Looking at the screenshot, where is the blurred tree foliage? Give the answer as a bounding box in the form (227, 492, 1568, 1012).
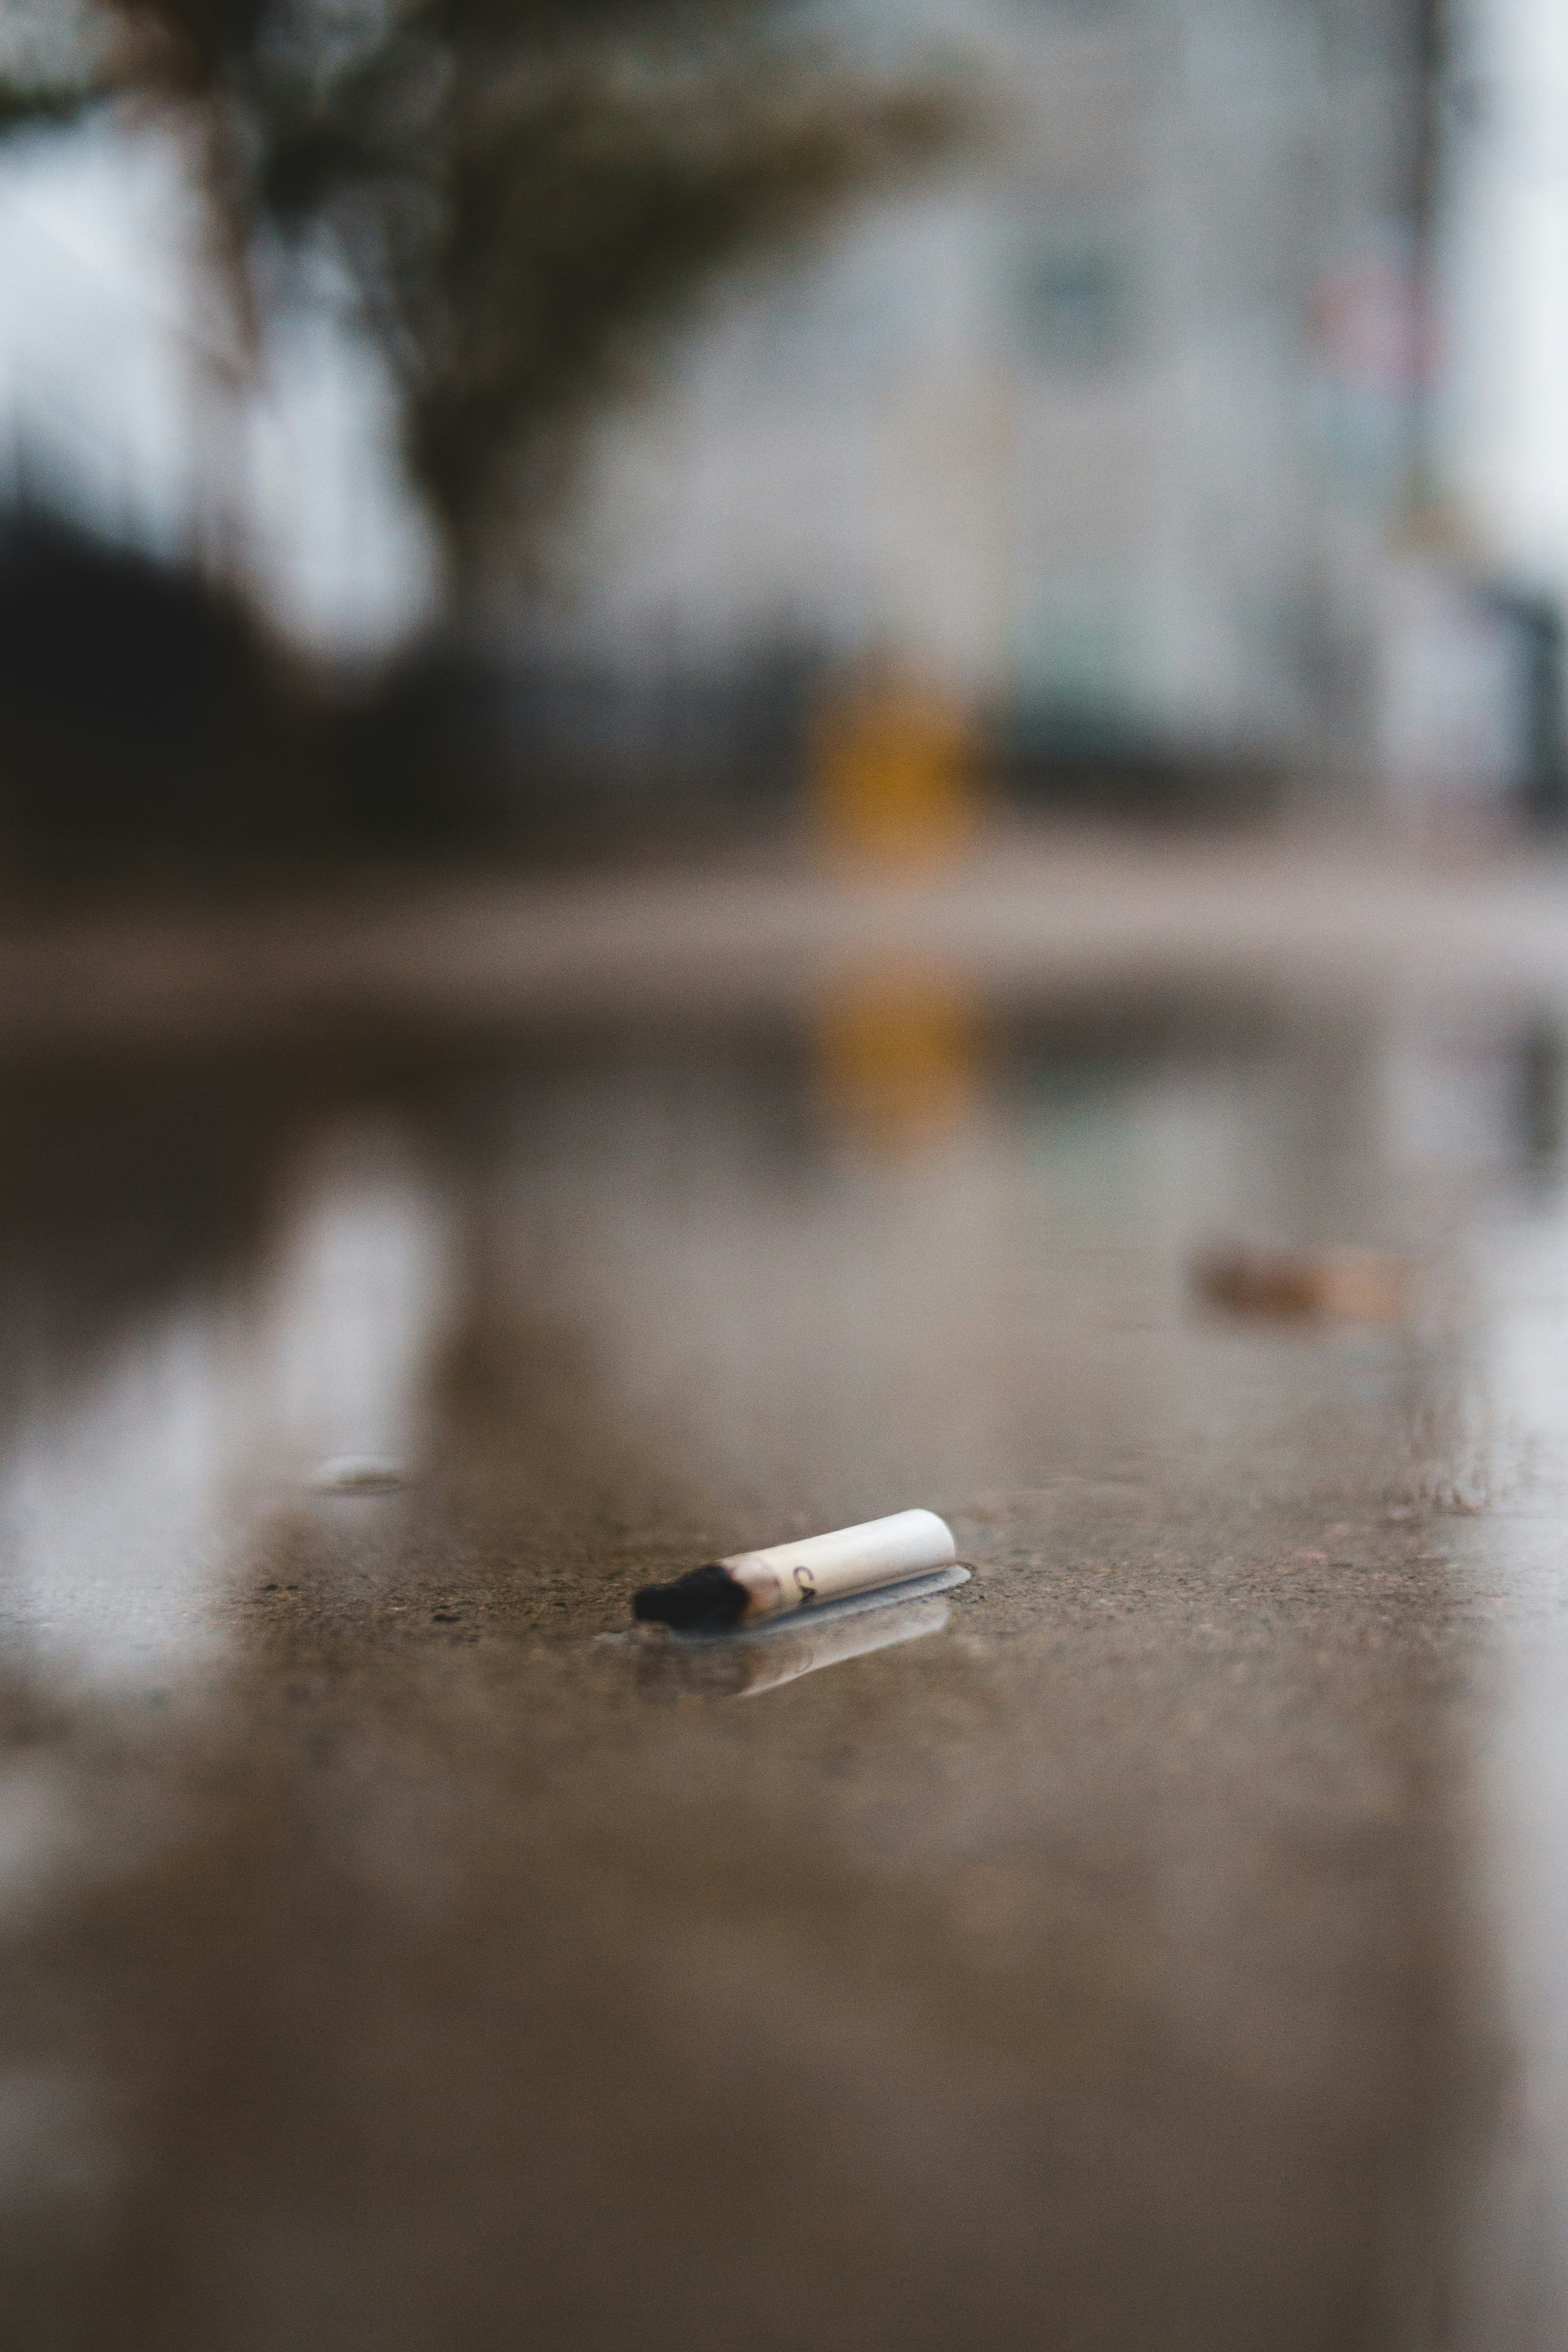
(0, 0, 967, 605)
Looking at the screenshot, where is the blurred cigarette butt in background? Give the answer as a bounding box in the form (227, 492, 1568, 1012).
(1193, 1244, 1415, 1322)
(810, 665, 978, 865)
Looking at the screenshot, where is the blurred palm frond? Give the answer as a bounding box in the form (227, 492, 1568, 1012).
(0, 0, 975, 600)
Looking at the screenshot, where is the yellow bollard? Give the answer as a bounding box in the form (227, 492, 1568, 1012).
(809, 666, 978, 866)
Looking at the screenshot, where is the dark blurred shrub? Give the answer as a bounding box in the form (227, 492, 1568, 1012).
(0, 509, 328, 879)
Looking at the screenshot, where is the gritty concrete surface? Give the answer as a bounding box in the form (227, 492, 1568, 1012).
(1, 872, 1567, 2347)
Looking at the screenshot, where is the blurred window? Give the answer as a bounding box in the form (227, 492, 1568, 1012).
(1019, 239, 1128, 369)
(1023, 0, 1128, 18)
(1016, 592, 1144, 747)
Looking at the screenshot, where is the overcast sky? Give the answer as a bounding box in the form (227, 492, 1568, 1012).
(1438, 0, 1568, 600)
(0, 111, 440, 657)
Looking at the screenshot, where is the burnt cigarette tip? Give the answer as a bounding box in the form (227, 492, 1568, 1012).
(632, 1562, 748, 1631)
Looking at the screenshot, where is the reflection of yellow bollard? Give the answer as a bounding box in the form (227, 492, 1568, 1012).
(810, 670, 978, 865)
(816, 967, 979, 1152)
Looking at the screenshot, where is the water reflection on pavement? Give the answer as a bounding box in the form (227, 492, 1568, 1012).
(1, 979, 1566, 2347)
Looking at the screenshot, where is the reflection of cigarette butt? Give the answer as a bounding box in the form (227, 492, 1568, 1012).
(641, 1595, 952, 1700)
(1193, 1245, 1414, 1322)
(309, 1454, 408, 1493)
(633, 1507, 957, 1631)
(735, 1597, 949, 1696)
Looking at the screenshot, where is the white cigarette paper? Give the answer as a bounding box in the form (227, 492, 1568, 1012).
(720, 1508, 955, 1624)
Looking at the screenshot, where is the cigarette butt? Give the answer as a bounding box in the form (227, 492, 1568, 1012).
(633, 1507, 957, 1631)
(1192, 1245, 1414, 1322)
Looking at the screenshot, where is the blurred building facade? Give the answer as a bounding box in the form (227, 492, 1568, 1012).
(501, 0, 1542, 828)
(0, 0, 1558, 850)
(508, 0, 1472, 818)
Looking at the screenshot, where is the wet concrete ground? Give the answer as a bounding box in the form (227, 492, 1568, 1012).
(5, 863, 1568, 2347)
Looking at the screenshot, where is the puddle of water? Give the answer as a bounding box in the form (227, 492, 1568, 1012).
(0, 988, 1564, 2346)
(0, 1111, 456, 1693)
